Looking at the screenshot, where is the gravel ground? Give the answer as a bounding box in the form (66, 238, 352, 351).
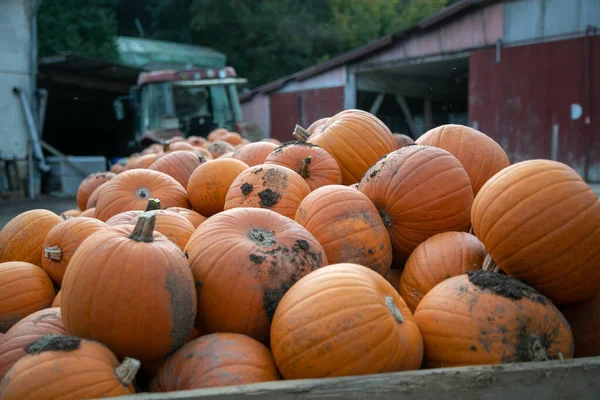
(0, 195, 77, 229)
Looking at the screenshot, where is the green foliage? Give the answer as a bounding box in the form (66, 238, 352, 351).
(38, 0, 119, 60)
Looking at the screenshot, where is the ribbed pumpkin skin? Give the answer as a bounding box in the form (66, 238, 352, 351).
(271, 263, 423, 379)
(0, 308, 66, 378)
(0, 210, 63, 266)
(128, 210, 195, 251)
(471, 160, 600, 304)
(187, 159, 249, 217)
(132, 153, 159, 169)
(149, 150, 204, 189)
(414, 271, 573, 368)
(151, 333, 279, 392)
(105, 210, 144, 226)
(61, 225, 197, 363)
(85, 183, 107, 209)
(95, 169, 189, 221)
(41, 217, 107, 287)
(359, 146, 473, 264)
(224, 164, 311, 219)
(0, 336, 135, 399)
(559, 292, 600, 357)
(295, 185, 392, 276)
(264, 142, 342, 190)
(232, 142, 278, 167)
(0, 262, 55, 332)
(79, 208, 95, 218)
(306, 117, 329, 134)
(399, 232, 486, 313)
(166, 207, 206, 228)
(307, 109, 396, 185)
(184, 208, 327, 344)
(416, 124, 510, 196)
(166, 141, 194, 152)
(76, 172, 116, 211)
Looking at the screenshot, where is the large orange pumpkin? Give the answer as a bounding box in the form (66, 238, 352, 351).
(559, 292, 600, 357)
(359, 145, 473, 264)
(207, 141, 235, 159)
(149, 150, 205, 189)
(0, 210, 63, 266)
(0, 308, 66, 378)
(414, 271, 573, 367)
(271, 263, 423, 379)
(164, 140, 194, 153)
(471, 160, 600, 304)
(0, 262, 55, 332)
(224, 164, 310, 219)
(79, 208, 95, 218)
(416, 124, 510, 196)
(42, 217, 107, 286)
(261, 138, 281, 146)
(0, 335, 139, 399)
(187, 158, 249, 217)
(124, 154, 141, 170)
(399, 231, 487, 312)
(297, 109, 396, 185)
(264, 141, 342, 190)
(61, 213, 197, 363)
(151, 333, 279, 392)
(232, 142, 278, 167)
(306, 117, 329, 134)
(295, 185, 392, 276)
(85, 182, 107, 209)
(185, 208, 327, 344)
(95, 169, 189, 221)
(166, 207, 206, 228)
(221, 132, 243, 146)
(76, 172, 116, 211)
(131, 153, 159, 169)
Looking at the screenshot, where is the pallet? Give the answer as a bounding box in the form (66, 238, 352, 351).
(114, 356, 600, 400)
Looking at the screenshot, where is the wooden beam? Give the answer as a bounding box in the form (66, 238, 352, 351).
(369, 93, 385, 115)
(396, 95, 418, 138)
(117, 357, 600, 400)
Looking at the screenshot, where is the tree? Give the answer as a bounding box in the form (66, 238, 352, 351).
(38, 0, 119, 60)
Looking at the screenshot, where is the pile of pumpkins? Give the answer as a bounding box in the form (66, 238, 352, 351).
(0, 111, 598, 399)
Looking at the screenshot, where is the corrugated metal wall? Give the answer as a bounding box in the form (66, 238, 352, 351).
(269, 87, 344, 142)
(469, 36, 599, 181)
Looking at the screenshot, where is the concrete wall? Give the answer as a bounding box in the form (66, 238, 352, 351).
(0, 0, 34, 160)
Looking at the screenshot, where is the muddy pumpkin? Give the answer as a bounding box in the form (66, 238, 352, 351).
(414, 271, 574, 367)
(271, 263, 423, 379)
(184, 208, 327, 344)
(151, 333, 279, 392)
(399, 232, 487, 313)
(0, 334, 139, 399)
(61, 213, 197, 363)
(232, 142, 278, 167)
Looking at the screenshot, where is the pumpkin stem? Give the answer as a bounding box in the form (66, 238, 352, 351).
(293, 125, 311, 142)
(115, 357, 141, 387)
(163, 140, 171, 152)
(128, 212, 156, 243)
(44, 246, 63, 262)
(297, 156, 312, 178)
(482, 254, 501, 273)
(145, 198, 161, 211)
(385, 296, 404, 323)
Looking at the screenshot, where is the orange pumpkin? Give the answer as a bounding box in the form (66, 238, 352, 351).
(95, 169, 189, 221)
(416, 124, 510, 196)
(219, 151, 234, 158)
(132, 153, 159, 169)
(193, 146, 213, 160)
(85, 182, 107, 209)
(264, 141, 342, 190)
(52, 291, 61, 307)
(110, 163, 125, 174)
(359, 145, 473, 264)
(393, 133, 414, 148)
(207, 128, 228, 142)
(166, 207, 206, 228)
(295, 185, 392, 276)
(127, 210, 195, 251)
(559, 292, 600, 357)
(232, 142, 278, 167)
(187, 136, 207, 147)
(79, 208, 96, 218)
(261, 138, 281, 146)
(0, 308, 66, 378)
(163, 140, 195, 153)
(151, 333, 279, 392)
(76, 172, 116, 211)
(125, 154, 141, 170)
(297, 109, 396, 185)
(221, 132, 243, 146)
(306, 117, 329, 134)
(471, 160, 600, 304)
(149, 150, 205, 189)
(207, 141, 235, 159)
(105, 210, 143, 226)
(225, 164, 310, 219)
(188, 159, 249, 217)
(399, 232, 487, 312)
(42, 217, 107, 287)
(271, 263, 423, 379)
(61, 213, 197, 363)
(0, 262, 55, 332)
(0, 210, 63, 266)
(414, 271, 573, 367)
(185, 208, 327, 344)
(0, 335, 139, 399)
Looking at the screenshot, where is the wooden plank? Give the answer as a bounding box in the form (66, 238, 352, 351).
(115, 357, 600, 400)
(395, 95, 419, 138)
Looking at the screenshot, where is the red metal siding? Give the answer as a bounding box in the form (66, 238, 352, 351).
(269, 87, 344, 142)
(469, 36, 599, 181)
